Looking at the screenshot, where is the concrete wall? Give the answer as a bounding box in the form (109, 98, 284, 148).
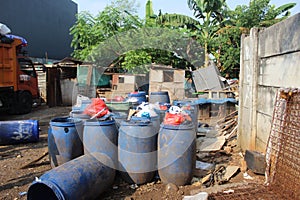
(0, 0, 77, 60)
(238, 13, 300, 152)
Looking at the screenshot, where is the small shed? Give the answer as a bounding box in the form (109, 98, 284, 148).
(149, 65, 185, 102)
(47, 57, 83, 107)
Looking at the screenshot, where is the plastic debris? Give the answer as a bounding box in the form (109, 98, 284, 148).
(223, 189, 234, 194)
(130, 184, 138, 189)
(19, 191, 27, 196)
(243, 172, 254, 180)
(183, 192, 208, 200)
(35, 177, 41, 182)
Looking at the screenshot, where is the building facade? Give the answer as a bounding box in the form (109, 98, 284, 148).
(0, 0, 77, 60)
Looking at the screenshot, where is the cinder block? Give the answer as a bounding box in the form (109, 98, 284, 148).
(244, 150, 266, 175)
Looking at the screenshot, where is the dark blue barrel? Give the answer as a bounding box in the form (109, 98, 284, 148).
(83, 119, 118, 168)
(0, 120, 39, 145)
(128, 91, 147, 104)
(149, 91, 170, 104)
(27, 153, 115, 200)
(48, 117, 83, 168)
(158, 121, 196, 186)
(118, 120, 157, 184)
(173, 100, 199, 131)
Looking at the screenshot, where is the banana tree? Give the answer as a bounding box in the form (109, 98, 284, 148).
(187, 0, 228, 67)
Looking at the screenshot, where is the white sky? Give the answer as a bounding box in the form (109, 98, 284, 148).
(72, 0, 300, 17)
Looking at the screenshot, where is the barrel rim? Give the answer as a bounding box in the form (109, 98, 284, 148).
(160, 121, 194, 130)
(84, 119, 115, 126)
(50, 117, 83, 127)
(28, 180, 65, 200)
(150, 91, 169, 95)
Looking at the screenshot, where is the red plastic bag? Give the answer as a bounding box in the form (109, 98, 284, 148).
(83, 98, 109, 118)
(163, 112, 192, 125)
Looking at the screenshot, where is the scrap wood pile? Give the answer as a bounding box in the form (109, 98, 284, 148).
(216, 110, 238, 140)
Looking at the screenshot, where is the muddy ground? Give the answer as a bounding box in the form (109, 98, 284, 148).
(0, 105, 264, 200)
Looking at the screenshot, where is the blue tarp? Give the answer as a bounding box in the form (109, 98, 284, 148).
(194, 98, 237, 105)
(6, 34, 28, 46)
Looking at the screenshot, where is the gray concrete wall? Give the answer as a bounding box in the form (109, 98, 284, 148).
(0, 0, 77, 60)
(238, 13, 300, 152)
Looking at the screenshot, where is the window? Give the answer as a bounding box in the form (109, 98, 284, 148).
(119, 76, 125, 83)
(163, 71, 174, 82)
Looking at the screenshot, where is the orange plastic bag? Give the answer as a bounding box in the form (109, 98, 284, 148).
(83, 98, 109, 118)
(163, 112, 192, 125)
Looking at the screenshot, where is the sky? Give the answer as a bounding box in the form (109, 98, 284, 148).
(72, 0, 300, 18)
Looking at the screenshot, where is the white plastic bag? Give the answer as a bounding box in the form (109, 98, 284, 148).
(0, 23, 11, 35)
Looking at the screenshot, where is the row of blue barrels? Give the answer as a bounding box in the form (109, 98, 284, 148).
(119, 118, 196, 186)
(27, 93, 196, 199)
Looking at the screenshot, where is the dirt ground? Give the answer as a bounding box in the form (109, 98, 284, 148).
(0, 105, 265, 200)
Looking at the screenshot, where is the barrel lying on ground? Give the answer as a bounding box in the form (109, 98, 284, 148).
(0, 120, 39, 145)
(48, 117, 83, 167)
(27, 153, 115, 200)
(158, 121, 196, 186)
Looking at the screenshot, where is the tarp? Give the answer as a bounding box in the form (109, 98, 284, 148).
(6, 34, 27, 46)
(194, 98, 237, 105)
(77, 66, 110, 87)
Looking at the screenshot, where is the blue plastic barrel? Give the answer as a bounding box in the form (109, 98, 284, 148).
(0, 120, 39, 145)
(149, 91, 170, 104)
(128, 91, 147, 104)
(83, 119, 118, 168)
(48, 117, 84, 167)
(173, 100, 199, 131)
(158, 121, 196, 186)
(118, 120, 157, 184)
(27, 153, 115, 200)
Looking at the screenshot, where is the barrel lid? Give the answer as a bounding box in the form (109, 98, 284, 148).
(150, 91, 169, 95)
(50, 117, 83, 127)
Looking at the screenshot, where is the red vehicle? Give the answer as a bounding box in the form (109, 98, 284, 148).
(0, 38, 39, 114)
